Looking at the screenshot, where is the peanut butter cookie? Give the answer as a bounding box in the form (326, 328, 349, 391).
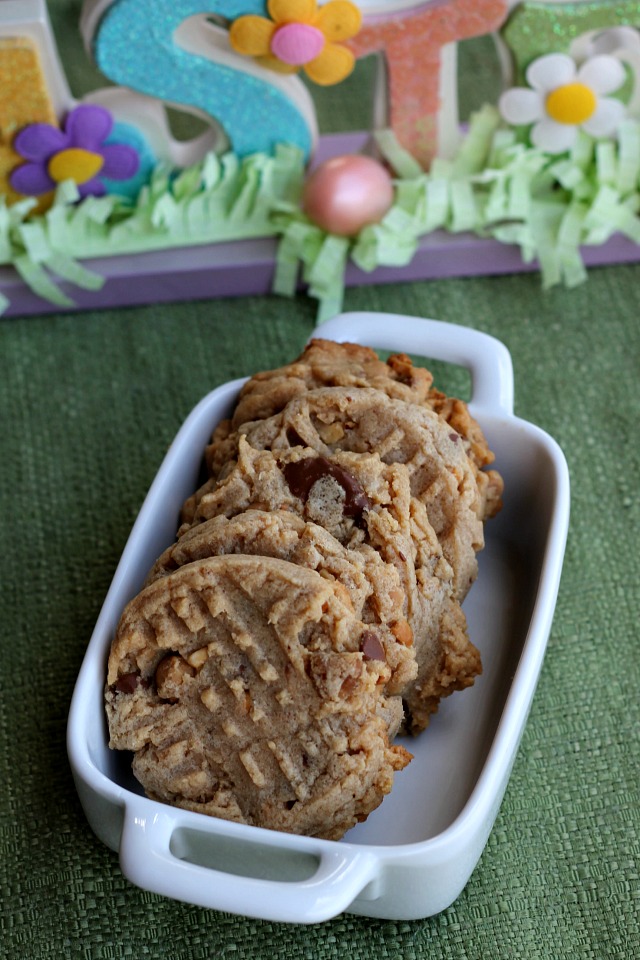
(179, 441, 480, 731)
(203, 387, 484, 600)
(223, 339, 503, 520)
(106, 555, 411, 840)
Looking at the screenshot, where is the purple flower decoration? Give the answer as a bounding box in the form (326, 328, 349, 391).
(10, 104, 140, 199)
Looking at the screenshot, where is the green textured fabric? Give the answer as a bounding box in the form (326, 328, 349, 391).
(1, 3, 639, 958)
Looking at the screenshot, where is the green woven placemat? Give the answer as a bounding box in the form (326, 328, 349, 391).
(1, 266, 639, 959)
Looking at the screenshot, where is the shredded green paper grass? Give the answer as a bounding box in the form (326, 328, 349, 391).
(0, 144, 305, 312)
(274, 107, 640, 319)
(3, 107, 640, 320)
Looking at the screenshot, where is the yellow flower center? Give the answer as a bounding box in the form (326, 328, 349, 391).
(48, 148, 104, 185)
(546, 82, 597, 126)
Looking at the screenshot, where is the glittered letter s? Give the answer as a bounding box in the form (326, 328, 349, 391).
(82, 0, 318, 161)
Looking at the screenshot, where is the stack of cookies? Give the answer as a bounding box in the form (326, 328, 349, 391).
(105, 340, 503, 840)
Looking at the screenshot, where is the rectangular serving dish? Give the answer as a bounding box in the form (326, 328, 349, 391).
(67, 311, 570, 923)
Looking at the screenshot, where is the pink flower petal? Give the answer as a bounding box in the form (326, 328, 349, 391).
(13, 124, 67, 162)
(66, 104, 113, 150)
(100, 143, 140, 181)
(9, 162, 56, 196)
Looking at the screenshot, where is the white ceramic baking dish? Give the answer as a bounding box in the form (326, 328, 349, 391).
(67, 311, 570, 924)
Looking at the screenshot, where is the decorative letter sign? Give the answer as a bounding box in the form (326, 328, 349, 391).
(8, 2, 640, 181)
(3, 0, 640, 319)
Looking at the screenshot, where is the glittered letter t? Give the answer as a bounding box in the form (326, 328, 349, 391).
(350, 0, 508, 168)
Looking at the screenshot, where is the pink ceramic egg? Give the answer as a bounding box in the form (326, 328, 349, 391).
(302, 154, 394, 236)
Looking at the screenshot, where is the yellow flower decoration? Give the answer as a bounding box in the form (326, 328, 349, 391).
(229, 0, 362, 86)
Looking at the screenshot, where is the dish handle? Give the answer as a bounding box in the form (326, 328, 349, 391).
(119, 798, 377, 923)
(313, 312, 514, 416)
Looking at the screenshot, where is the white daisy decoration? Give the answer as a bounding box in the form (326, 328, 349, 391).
(499, 52, 627, 154)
